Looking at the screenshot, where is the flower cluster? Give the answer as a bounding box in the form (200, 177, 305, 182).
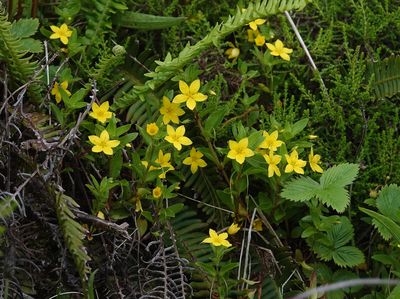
(246, 19, 293, 61)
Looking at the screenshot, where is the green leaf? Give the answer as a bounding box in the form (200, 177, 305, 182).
(219, 262, 239, 276)
(316, 164, 359, 212)
(248, 130, 264, 149)
(113, 12, 185, 30)
(315, 186, 349, 213)
(196, 261, 216, 276)
(290, 118, 309, 137)
(320, 164, 359, 188)
(19, 38, 43, 53)
(11, 18, 39, 38)
(88, 269, 98, 299)
(281, 177, 320, 202)
(327, 217, 354, 248)
(204, 106, 228, 136)
(376, 184, 400, 223)
(109, 150, 123, 178)
(388, 284, 400, 299)
(332, 246, 365, 267)
(360, 207, 400, 243)
(49, 103, 65, 126)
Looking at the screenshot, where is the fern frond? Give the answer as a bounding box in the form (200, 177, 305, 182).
(91, 45, 126, 90)
(55, 192, 91, 292)
(367, 56, 400, 98)
(114, 0, 311, 109)
(183, 168, 224, 221)
(139, 237, 192, 298)
(0, 4, 41, 102)
(82, 0, 127, 48)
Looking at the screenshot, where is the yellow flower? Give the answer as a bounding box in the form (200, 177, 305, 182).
(255, 34, 266, 46)
(308, 134, 318, 140)
(89, 101, 113, 123)
(135, 198, 143, 212)
(142, 150, 174, 179)
(266, 39, 293, 61)
(253, 219, 263, 231)
(309, 148, 323, 173)
(183, 147, 207, 174)
(227, 223, 240, 235)
(285, 150, 306, 174)
(225, 46, 240, 59)
(264, 152, 282, 177)
(88, 130, 120, 155)
(248, 19, 266, 31)
(50, 23, 73, 45)
(247, 29, 259, 42)
(259, 130, 284, 152)
(152, 186, 162, 199)
(96, 211, 105, 220)
(51, 81, 71, 103)
(155, 150, 174, 178)
(146, 123, 159, 136)
(160, 96, 185, 125)
(165, 125, 192, 150)
(202, 229, 232, 247)
(173, 79, 208, 110)
(227, 137, 254, 164)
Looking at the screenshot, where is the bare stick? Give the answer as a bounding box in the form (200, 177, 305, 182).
(284, 11, 329, 98)
(290, 278, 400, 299)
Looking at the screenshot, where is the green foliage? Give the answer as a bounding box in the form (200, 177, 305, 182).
(367, 56, 400, 98)
(82, 0, 127, 48)
(307, 216, 365, 267)
(281, 164, 359, 212)
(55, 192, 91, 291)
(360, 208, 400, 244)
(114, 0, 312, 109)
(112, 11, 186, 30)
(86, 175, 118, 214)
(0, 4, 41, 101)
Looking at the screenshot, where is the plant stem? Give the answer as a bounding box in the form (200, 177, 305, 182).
(194, 111, 230, 185)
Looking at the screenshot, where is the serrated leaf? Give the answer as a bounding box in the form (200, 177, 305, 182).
(320, 164, 359, 188)
(316, 186, 349, 213)
(327, 217, 354, 248)
(281, 176, 320, 202)
(19, 38, 43, 53)
(376, 184, 400, 223)
(360, 207, 400, 243)
(332, 246, 365, 267)
(11, 18, 39, 38)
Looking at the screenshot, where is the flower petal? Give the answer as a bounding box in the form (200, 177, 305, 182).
(100, 101, 109, 111)
(179, 136, 192, 146)
(266, 43, 276, 51)
(88, 135, 100, 144)
(166, 125, 175, 136)
(189, 79, 200, 94)
(102, 147, 113, 155)
(192, 93, 208, 102)
(92, 145, 103, 153)
(100, 130, 110, 141)
(60, 36, 69, 45)
(176, 125, 185, 136)
(107, 140, 120, 148)
(275, 39, 284, 49)
(50, 25, 60, 33)
(280, 53, 290, 61)
(186, 98, 196, 110)
(179, 80, 190, 95)
(173, 94, 189, 104)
